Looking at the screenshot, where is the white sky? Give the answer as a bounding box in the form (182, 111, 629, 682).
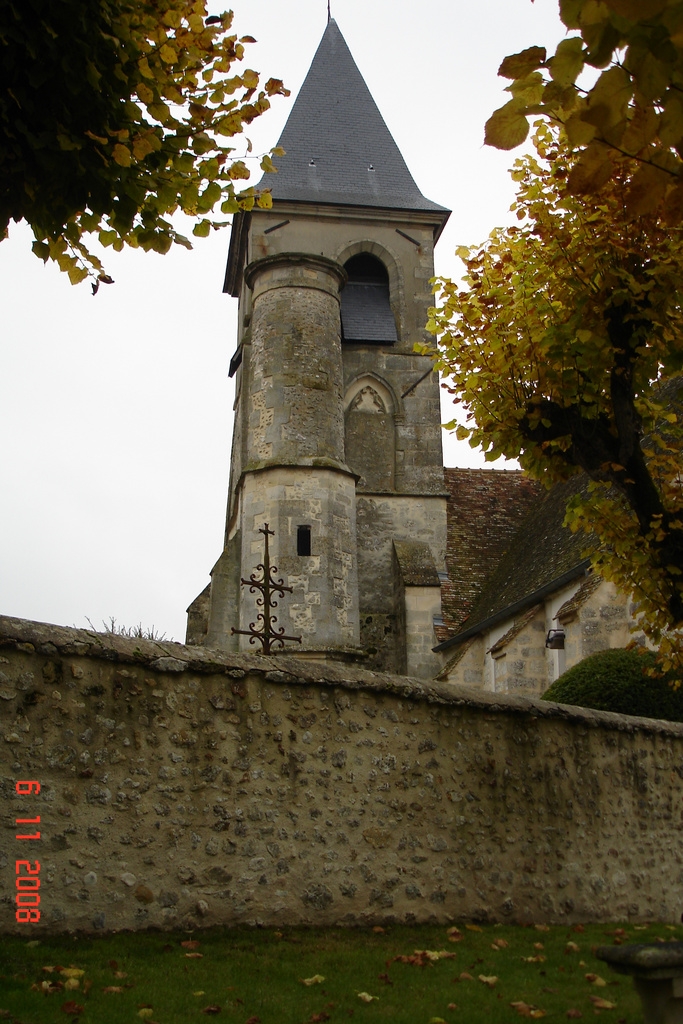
(0, 0, 568, 641)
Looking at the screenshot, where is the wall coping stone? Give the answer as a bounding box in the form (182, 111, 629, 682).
(2, 613, 683, 738)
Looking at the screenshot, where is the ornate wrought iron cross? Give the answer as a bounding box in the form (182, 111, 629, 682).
(231, 524, 303, 654)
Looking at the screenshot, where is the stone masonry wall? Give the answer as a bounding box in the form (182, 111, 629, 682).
(1, 614, 683, 935)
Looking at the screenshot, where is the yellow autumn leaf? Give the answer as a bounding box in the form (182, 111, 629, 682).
(479, 975, 498, 988)
(357, 992, 378, 1002)
(112, 144, 132, 168)
(160, 43, 177, 64)
(484, 100, 530, 150)
(241, 69, 259, 90)
(132, 136, 155, 161)
(466, 923, 482, 932)
(549, 36, 584, 88)
(60, 969, 85, 978)
(589, 996, 617, 1009)
(585, 973, 607, 986)
(301, 975, 325, 986)
(64, 978, 80, 990)
(498, 46, 547, 80)
(138, 1012, 154, 1020)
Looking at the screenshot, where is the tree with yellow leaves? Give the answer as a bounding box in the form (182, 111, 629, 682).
(485, 0, 683, 219)
(0, 0, 288, 289)
(425, 124, 683, 670)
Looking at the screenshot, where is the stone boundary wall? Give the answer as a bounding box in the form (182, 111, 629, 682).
(1, 614, 682, 935)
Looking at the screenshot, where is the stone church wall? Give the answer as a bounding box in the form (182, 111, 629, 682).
(1, 614, 682, 935)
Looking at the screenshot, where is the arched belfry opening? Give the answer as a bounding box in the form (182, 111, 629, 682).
(341, 253, 398, 344)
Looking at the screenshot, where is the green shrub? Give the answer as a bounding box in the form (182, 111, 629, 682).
(542, 647, 683, 721)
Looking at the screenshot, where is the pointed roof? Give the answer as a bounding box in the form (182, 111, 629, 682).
(260, 20, 449, 218)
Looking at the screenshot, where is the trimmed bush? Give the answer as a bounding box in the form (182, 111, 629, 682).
(542, 647, 683, 722)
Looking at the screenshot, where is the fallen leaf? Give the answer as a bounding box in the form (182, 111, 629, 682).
(357, 992, 378, 1002)
(193, 991, 206, 996)
(181, 940, 201, 949)
(447, 927, 463, 942)
(572, 925, 585, 934)
(534, 943, 545, 950)
(447, 1004, 458, 1010)
(184, 953, 203, 959)
(565, 942, 580, 953)
(42, 966, 56, 973)
(201, 1006, 222, 1015)
(566, 1011, 583, 1019)
(245, 1018, 261, 1024)
(511, 1001, 546, 1018)
(60, 1001, 84, 1015)
(466, 924, 482, 932)
(491, 938, 509, 949)
(64, 978, 80, 991)
(459, 972, 473, 981)
(478, 975, 498, 988)
(535, 924, 550, 932)
(60, 969, 85, 979)
(309, 1014, 331, 1023)
(589, 997, 616, 1010)
(585, 974, 607, 987)
(138, 1011, 154, 1020)
(373, 926, 385, 934)
(391, 950, 456, 967)
(41, 980, 64, 994)
(102, 986, 123, 993)
(273, 932, 283, 939)
(429, 1018, 447, 1023)
(522, 955, 546, 963)
(302, 975, 325, 986)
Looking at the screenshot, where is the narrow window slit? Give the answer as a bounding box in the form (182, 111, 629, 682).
(297, 525, 311, 556)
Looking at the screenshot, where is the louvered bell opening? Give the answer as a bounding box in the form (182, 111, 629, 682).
(341, 254, 397, 344)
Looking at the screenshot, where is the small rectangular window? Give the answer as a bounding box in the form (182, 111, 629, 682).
(297, 525, 311, 556)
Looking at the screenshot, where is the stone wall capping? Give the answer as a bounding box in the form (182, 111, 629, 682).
(2, 614, 683, 737)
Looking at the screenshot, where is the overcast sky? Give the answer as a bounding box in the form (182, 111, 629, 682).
(0, 0, 568, 641)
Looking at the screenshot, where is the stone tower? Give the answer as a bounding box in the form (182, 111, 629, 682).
(187, 20, 451, 678)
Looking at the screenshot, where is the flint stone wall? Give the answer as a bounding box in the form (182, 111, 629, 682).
(1, 614, 682, 935)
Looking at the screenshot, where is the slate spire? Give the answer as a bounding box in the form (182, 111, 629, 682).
(263, 20, 447, 214)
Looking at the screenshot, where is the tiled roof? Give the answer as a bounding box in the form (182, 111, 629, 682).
(438, 472, 594, 651)
(439, 468, 542, 638)
(462, 475, 594, 627)
(256, 20, 449, 218)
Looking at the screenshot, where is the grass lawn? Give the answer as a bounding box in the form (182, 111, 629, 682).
(1, 920, 680, 1024)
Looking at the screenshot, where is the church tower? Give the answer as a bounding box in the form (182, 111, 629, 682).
(187, 20, 450, 678)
